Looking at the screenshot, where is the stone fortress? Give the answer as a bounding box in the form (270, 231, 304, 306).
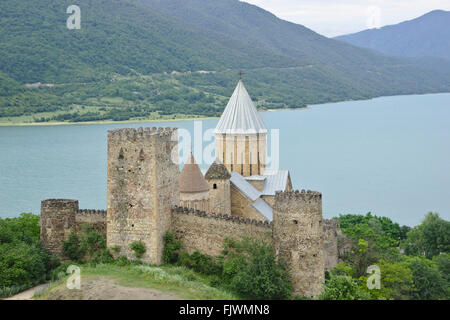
(40, 80, 342, 298)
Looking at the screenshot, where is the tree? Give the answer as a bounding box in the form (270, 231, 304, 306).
(407, 256, 448, 300)
(402, 212, 450, 258)
(358, 259, 414, 300)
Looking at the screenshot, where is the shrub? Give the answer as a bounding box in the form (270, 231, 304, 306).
(163, 232, 182, 263)
(177, 251, 222, 275)
(62, 224, 110, 262)
(318, 275, 369, 300)
(222, 237, 292, 300)
(63, 233, 84, 261)
(130, 241, 146, 259)
(0, 213, 59, 297)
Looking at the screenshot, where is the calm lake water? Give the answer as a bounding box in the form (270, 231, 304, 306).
(1, 93, 449, 226)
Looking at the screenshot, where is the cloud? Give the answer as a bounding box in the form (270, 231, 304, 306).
(242, 0, 450, 37)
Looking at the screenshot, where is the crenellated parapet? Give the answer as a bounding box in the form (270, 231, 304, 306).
(172, 206, 272, 228)
(108, 127, 177, 141)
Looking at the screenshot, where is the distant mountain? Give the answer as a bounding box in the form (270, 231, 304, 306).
(335, 10, 450, 60)
(1, 1, 450, 122)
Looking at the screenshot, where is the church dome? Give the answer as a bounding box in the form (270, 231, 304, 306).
(179, 153, 210, 193)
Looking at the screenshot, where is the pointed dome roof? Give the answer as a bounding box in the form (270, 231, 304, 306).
(214, 80, 267, 134)
(179, 152, 210, 193)
(205, 160, 231, 180)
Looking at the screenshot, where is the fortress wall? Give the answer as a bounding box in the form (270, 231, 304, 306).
(322, 219, 341, 271)
(170, 206, 272, 256)
(74, 209, 107, 237)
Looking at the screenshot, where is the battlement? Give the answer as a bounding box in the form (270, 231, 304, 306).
(76, 209, 107, 215)
(108, 127, 177, 142)
(323, 218, 340, 230)
(275, 189, 322, 201)
(41, 199, 79, 210)
(172, 206, 272, 228)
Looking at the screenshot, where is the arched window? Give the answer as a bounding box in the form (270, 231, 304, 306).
(213, 183, 217, 189)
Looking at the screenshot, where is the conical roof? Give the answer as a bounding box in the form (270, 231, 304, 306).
(214, 80, 267, 134)
(205, 160, 231, 180)
(179, 152, 210, 193)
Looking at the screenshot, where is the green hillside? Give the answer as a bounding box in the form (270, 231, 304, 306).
(1, 0, 450, 124)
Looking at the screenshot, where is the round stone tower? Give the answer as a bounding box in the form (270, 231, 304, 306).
(40, 199, 79, 256)
(205, 160, 231, 215)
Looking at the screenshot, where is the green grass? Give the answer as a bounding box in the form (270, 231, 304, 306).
(35, 263, 238, 300)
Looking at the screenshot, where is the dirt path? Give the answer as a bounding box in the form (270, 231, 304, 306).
(4, 283, 50, 300)
(38, 277, 180, 300)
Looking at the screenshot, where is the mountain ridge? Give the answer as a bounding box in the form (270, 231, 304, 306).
(335, 10, 450, 60)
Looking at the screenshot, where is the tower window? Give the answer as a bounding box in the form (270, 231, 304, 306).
(213, 183, 217, 189)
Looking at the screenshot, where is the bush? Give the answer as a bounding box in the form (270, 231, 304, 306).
(177, 251, 222, 275)
(0, 213, 59, 297)
(62, 224, 111, 262)
(62, 233, 84, 261)
(130, 241, 146, 259)
(163, 232, 182, 263)
(222, 238, 292, 300)
(318, 275, 369, 300)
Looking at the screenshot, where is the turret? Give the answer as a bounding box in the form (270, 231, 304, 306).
(205, 160, 231, 215)
(272, 190, 325, 298)
(40, 199, 78, 256)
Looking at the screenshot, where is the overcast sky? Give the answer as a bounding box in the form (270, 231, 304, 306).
(243, 0, 450, 37)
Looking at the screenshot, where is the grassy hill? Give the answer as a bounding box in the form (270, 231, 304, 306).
(1, 0, 450, 124)
(335, 10, 450, 60)
(34, 264, 237, 300)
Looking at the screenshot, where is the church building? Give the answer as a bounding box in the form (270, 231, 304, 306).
(179, 80, 292, 221)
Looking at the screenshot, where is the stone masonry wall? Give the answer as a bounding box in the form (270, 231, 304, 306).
(272, 190, 325, 298)
(107, 127, 179, 264)
(40, 199, 107, 257)
(322, 219, 342, 271)
(170, 206, 272, 256)
(40, 199, 78, 256)
(74, 209, 107, 237)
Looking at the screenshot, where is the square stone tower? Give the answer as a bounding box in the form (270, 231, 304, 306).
(272, 190, 325, 298)
(106, 127, 179, 264)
